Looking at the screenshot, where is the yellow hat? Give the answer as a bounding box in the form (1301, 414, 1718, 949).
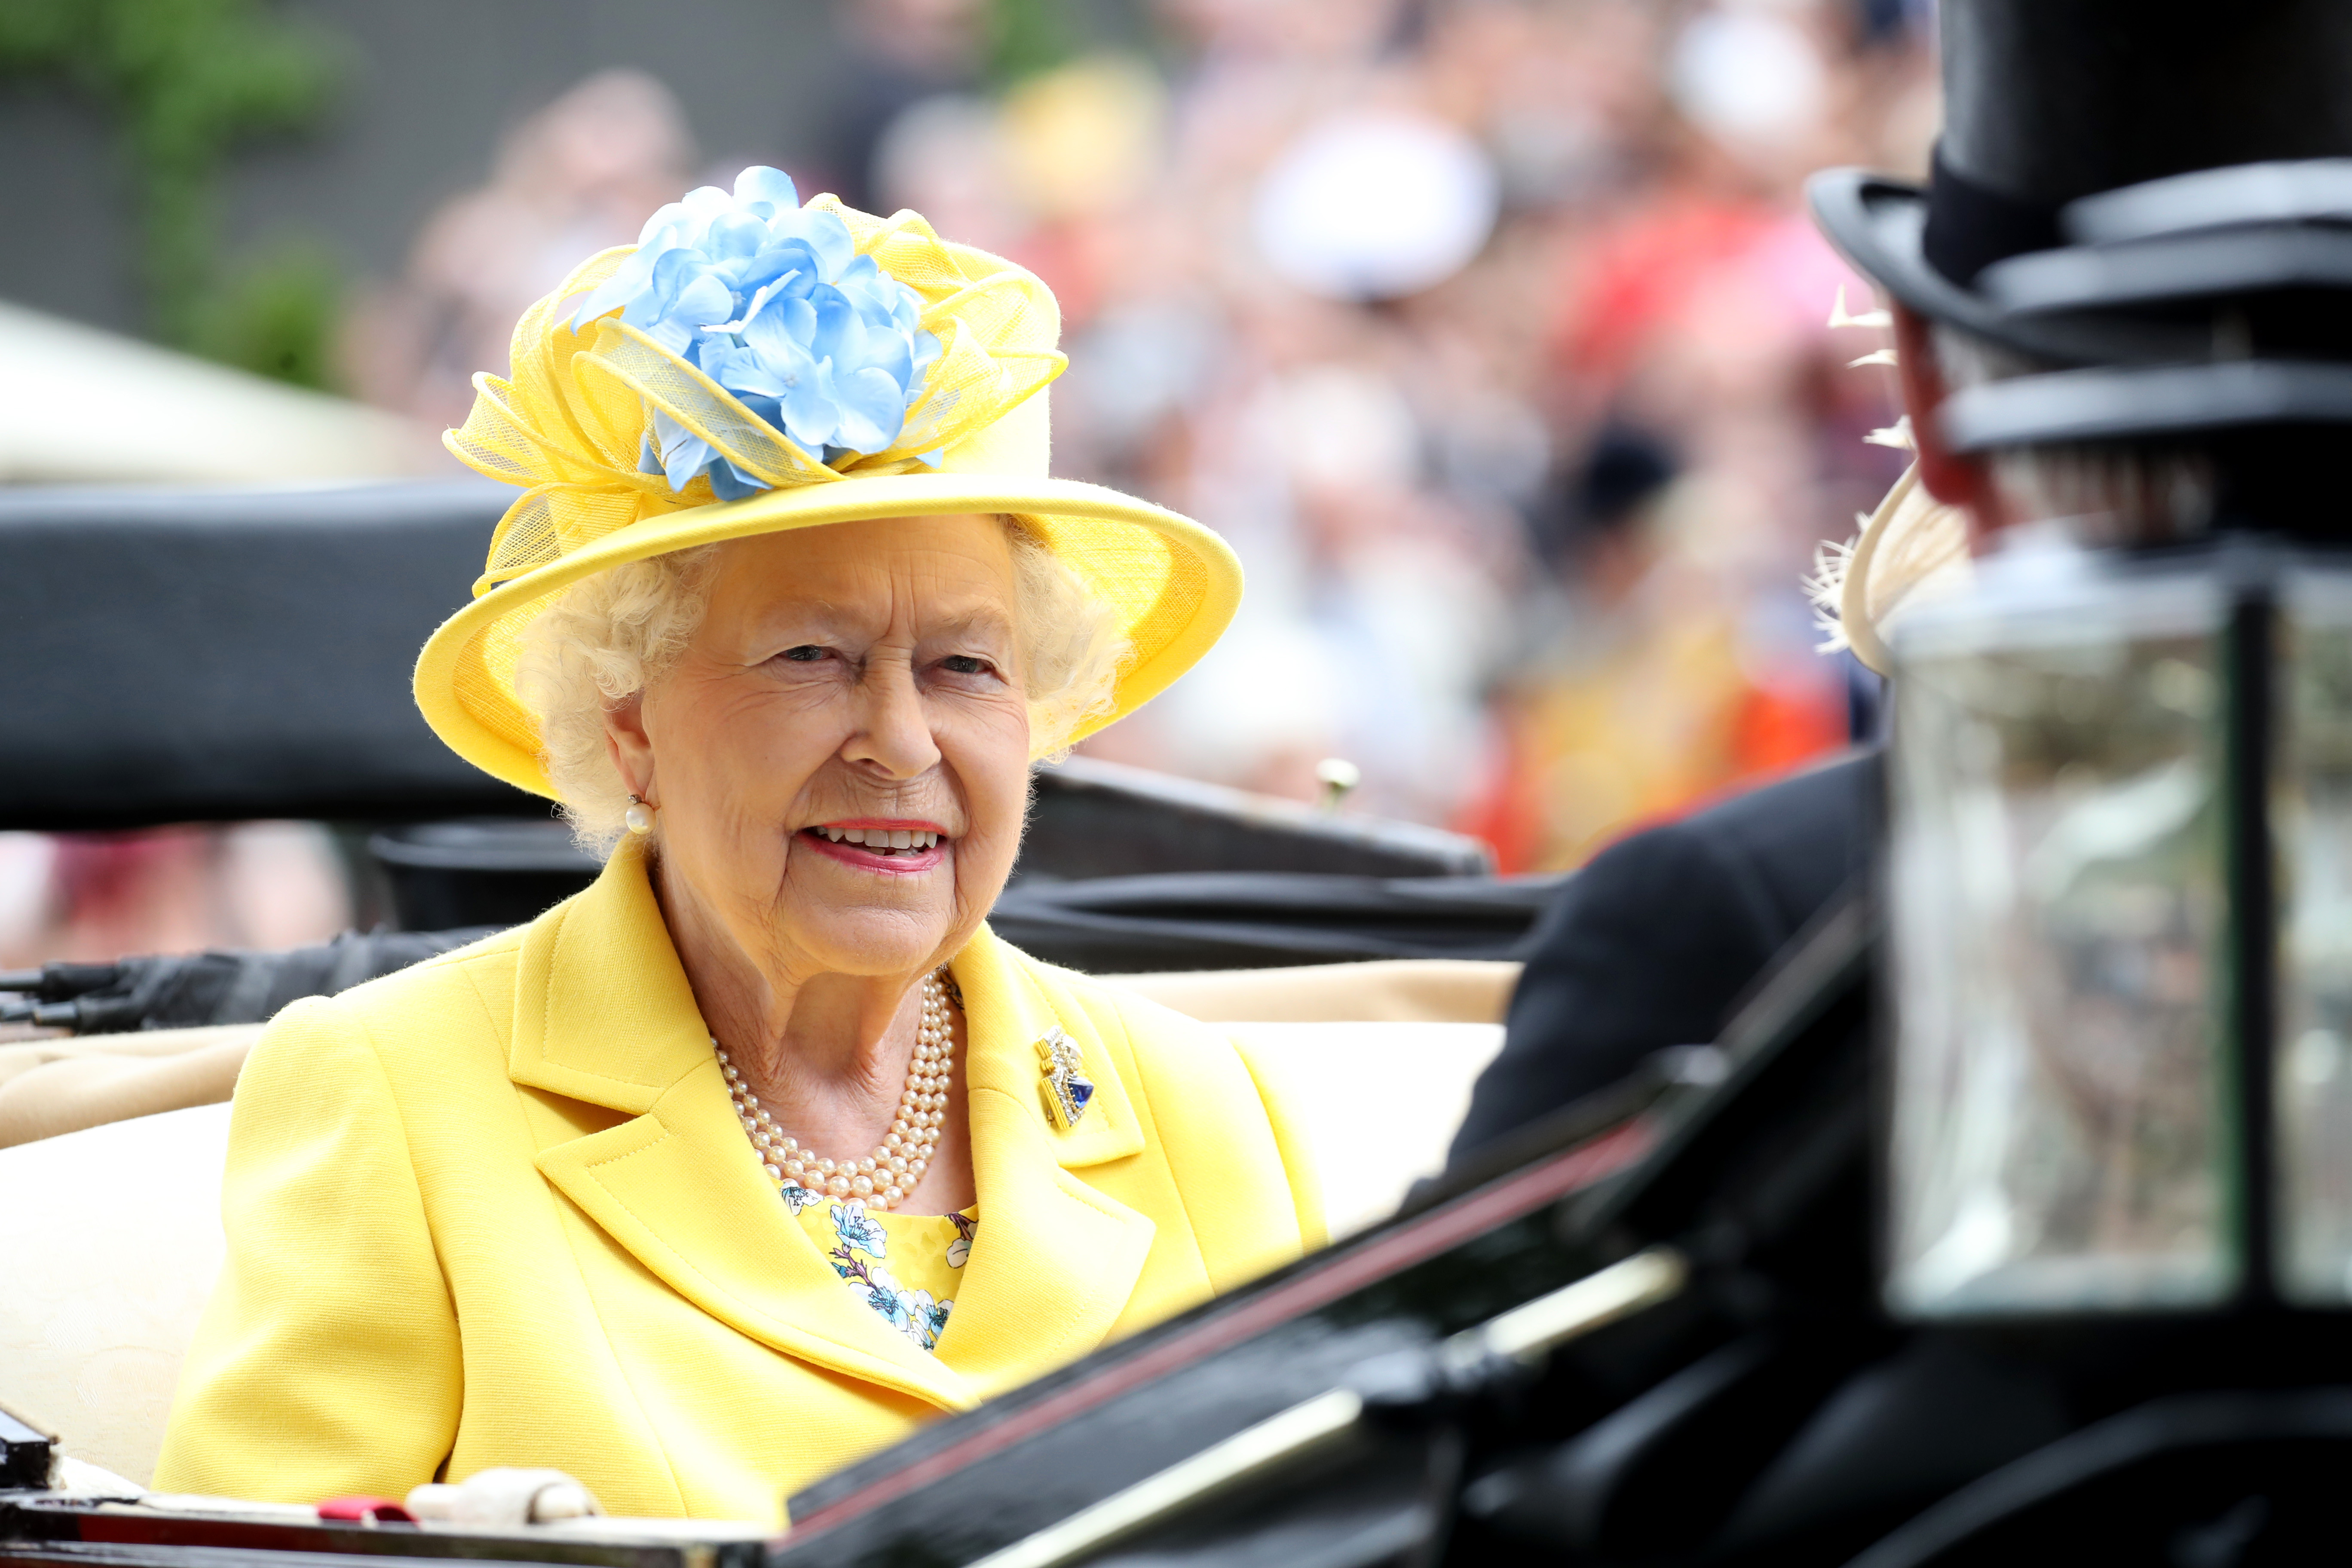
(415, 183, 1240, 800)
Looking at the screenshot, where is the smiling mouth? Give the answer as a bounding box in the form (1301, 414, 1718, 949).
(802, 824, 944, 858)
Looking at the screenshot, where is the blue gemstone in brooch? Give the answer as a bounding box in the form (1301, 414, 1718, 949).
(1036, 1028, 1095, 1130)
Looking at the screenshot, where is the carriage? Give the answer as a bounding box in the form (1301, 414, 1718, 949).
(4, 479, 2332, 1568)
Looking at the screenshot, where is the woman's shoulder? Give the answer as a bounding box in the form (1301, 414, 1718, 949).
(992, 943, 1328, 1255)
(996, 948, 1277, 1119)
(220, 925, 533, 1179)
(258, 924, 528, 1068)
(1012, 951, 1223, 1046)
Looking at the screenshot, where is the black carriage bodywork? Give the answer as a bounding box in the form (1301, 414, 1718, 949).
(11, 481, 2340, 1568)
(12, 881, 2349, 1564)
(14, 895, 2349, 1567)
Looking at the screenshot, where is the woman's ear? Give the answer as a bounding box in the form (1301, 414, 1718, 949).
(603, 690, 657, 805)
(1892, 304, 1991, 518)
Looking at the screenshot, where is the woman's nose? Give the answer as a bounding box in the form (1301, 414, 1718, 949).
(844, 661, 941, 779)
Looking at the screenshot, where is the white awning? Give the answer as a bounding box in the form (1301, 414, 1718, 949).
(0, 300, 445, 484)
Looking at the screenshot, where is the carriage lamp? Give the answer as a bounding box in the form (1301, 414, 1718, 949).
(1882, 539, 2352, 1316)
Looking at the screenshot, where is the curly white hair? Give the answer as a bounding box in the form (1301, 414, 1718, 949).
(515, 518, 1130, 853)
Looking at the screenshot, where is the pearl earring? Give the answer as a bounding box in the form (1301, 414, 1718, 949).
(625, 794, 654, 835)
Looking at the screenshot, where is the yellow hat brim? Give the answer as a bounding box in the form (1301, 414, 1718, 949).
(415, 472, 1243, 799)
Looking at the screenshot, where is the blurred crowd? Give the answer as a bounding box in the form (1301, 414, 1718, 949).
(0, 824, 349, 969)
(4, 0, 1929, 969)
(1027, 0, 1922, 867)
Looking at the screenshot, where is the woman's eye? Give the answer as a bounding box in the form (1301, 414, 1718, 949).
(940, 654, 992, 676)
(779, 645, 827, 663)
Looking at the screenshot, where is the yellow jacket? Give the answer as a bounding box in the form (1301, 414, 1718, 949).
(153, 844, 1323, 1522)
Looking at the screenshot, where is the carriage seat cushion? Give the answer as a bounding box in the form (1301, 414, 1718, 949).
(0, 1102, 230, 1485)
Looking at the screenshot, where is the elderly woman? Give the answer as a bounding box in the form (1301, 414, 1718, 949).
(153, 170, 1321, 1523)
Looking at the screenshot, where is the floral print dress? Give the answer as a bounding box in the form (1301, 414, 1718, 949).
(783, 1183, 977, 1353)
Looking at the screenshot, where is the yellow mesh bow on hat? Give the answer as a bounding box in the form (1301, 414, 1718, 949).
(414, 188, 1242, 799)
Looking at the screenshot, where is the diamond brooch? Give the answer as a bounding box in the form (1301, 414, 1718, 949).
(1036, 1028, 1095, 1130)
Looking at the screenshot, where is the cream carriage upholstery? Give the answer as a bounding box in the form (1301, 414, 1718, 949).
(0, 960, 1514, 1487)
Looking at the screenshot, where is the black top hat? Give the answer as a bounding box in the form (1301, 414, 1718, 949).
(1811, 0, 2352, 452)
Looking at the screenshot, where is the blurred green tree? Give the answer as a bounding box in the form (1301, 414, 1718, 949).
(0, 0, 346, 388)
(986, 0, 1079, 89)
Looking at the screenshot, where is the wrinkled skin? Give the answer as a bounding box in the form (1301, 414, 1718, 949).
(603, 512, 1030, 1215)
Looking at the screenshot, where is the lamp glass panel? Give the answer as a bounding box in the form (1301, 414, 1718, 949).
(1885, 564, 2231, 1316)
(2275, 575, 2352, 1303)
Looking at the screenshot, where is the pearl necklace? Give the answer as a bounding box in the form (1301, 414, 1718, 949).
(715, 969, 955, 1213)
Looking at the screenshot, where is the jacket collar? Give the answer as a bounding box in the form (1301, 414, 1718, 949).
(508, 837, 711, 1114)
(518, 847, 1155, 1409)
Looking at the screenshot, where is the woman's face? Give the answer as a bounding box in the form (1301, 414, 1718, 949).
(611, 513, 1032, 983)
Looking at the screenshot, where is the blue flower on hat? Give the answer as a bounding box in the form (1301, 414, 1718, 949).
(568, 166, 942, 497)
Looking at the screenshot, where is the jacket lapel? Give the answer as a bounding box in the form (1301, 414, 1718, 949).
(935, 925, 1155, 1400)
(536, 1063, 980, 1413)
(518, 843, 977, 1413)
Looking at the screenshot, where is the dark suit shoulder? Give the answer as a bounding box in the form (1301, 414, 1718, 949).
(1448, 749, 1880, 1162)
(1669, 750, 1880, 933)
